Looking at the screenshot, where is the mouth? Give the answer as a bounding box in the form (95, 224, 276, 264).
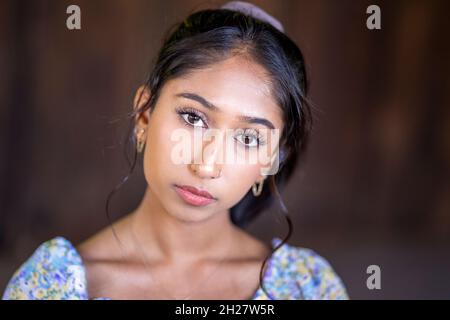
(173, 184, 217, 207)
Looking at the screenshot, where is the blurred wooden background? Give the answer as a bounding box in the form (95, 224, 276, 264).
(0, 0, 449, 299)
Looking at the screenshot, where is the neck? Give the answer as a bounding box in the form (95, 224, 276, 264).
(129, 186, 237, 263)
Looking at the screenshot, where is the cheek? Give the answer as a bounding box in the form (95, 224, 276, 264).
(142, 111, 181, 182)
(231, 162, 261, 180)
(222, 163, 261, 197)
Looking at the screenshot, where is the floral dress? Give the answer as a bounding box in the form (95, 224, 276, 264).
(2, 236, 349, 300)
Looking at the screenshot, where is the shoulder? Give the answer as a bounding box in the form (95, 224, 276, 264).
(267, 238, 349, 300)
(2, 236, 88, 300)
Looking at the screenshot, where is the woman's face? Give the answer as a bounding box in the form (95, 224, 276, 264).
(134, 56, 284, 223)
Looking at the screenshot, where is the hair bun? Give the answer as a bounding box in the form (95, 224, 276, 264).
(220, 1, 285, 34)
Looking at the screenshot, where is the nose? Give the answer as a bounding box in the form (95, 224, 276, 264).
(189, 130, 223, 179)
(189, 163, 222, 179)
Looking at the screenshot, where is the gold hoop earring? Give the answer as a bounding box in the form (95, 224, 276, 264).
(252, 180, 264, 197)
(135, 128, 146, 153)
(137, 139, 145, 153)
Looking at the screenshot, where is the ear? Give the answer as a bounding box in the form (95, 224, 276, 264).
(133, 85, 151, 127)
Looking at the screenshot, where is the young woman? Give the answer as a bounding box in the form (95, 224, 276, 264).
(2, 1, 349, 300)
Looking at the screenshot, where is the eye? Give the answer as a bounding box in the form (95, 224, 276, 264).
(181, 113, 206, 127)
(235, 129, 265, 148)
(236, 134, 257, 147)
(176, 107, 208, 128)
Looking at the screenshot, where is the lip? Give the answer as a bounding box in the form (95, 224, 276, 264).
(174, 184, 217, 206)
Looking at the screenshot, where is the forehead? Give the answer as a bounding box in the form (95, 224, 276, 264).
(163, 56, 284, 129)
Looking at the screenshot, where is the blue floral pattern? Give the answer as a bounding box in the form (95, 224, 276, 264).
(2, 236, 349, 300)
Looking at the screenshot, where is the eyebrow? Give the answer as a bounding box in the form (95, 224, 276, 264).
(175, 92, 276, 129)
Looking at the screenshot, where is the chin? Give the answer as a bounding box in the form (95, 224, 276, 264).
(170, 205, 217, 224)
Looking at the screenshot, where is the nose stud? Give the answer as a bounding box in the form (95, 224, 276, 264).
(190, 164, 222, 179)
(211, 168, 222, 179)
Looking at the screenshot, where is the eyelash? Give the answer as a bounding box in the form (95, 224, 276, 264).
(175, 106, 267, 148)
(175, 106, 208, 129)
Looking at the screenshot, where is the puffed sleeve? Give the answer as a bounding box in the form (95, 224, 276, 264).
(293, 247, 349, 300)
(2, 237, 88, 300)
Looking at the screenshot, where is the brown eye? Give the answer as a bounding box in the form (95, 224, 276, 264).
(176, 106, 208, 129)
(235, 130, 259, 148)
(180, 112, 206, 128)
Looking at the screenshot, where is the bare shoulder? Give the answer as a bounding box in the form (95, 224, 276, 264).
(75, 215, 133, 298)
(74, 219, 272, 299)
(76, 215, 131, 263)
